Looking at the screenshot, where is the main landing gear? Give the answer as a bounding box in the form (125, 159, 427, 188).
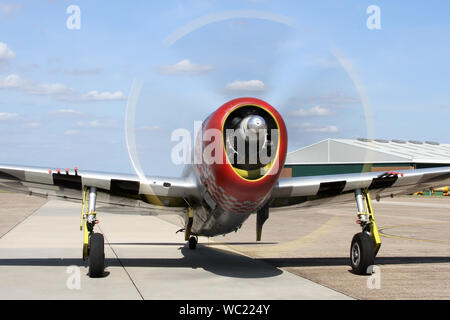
(81, 186, 105, 278)
(350, 189, 381, 275)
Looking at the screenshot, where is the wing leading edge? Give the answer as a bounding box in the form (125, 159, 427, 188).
(271, 167, 450, 208)
(2, 164, 450, 212)
(0, 164, 198, 211)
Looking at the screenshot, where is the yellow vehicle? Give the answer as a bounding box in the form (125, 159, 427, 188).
(415, 186, 449, 196)
(434, 186, 449, 196)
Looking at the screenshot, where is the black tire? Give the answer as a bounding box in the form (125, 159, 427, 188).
(188, 236, 197, 250)
(89, 233, 105, 278)
(350, 232, 375, 275)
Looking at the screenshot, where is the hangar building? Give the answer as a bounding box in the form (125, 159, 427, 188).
(282, 138, 450, 178)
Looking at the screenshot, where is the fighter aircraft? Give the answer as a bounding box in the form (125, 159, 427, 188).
(1, 97, 450, 278)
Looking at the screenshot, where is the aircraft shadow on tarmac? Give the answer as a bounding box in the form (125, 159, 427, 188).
(0, 244, 284, 279)
(1, 243, 450, 279)
(260, 256, 450, 267)
(107, 242, 278, 246)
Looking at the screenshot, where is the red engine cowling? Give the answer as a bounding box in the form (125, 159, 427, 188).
(195, 97, 288, 214)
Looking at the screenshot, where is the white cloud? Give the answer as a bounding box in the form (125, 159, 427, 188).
(0, 74, 74, 97)
(136, 125, 160, 132)
(0, 112, 18, 120)
(79, 90, 126, 101)
(223, 80, 267, 94)
(23, 122, 40, 128)
(0, 113, 39, 129)
(276, 39, 302, 54)
(27, 83, 75, 96)
(314, 56, 339, 69)
(75, 120, 118, 129)
(48, 109, 83, 116)
(295, 122, 339, 133)
(306, 125, 338, 133)
(156, 59, 214, 75)
(0, 3, 22, 20)
(292, 105, 331, 117)
(0, 73, 125, 102)
(302, 93, 360, 105)
(0, 74, 23, 88)
(0, 42, 15, 60)
(49, 67, 104, 76)
(64, 129, 80, 136)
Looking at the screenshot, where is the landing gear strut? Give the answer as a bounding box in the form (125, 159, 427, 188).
(184, 207, 198, 250)
(256, 204, 269, 241)
(81, 186, 105, 278)
(350, 189, 381, 275)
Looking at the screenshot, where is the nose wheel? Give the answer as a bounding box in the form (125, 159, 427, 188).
(188, 236, 198, 250)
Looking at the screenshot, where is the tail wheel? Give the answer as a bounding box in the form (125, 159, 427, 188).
(350, 232, 375, 275)
(89, 233, 105, 278)
(188, 236, 198, 250)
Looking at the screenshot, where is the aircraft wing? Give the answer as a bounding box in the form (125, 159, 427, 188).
(271, 166, 450, 208)
(0, 164, 197, 212)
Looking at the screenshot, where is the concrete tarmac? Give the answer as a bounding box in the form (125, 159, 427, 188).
(2, 192, 450, 300)
(0, 193, 349, 300)
(218, 196, 450, 300)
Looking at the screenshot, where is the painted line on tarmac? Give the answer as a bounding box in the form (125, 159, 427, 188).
(219, 215, 341, 256)
(379, 222, 450, 245)
(98, 224, 145, 300)
(375, 200, 450, 209)
(0, 199, 46, 240)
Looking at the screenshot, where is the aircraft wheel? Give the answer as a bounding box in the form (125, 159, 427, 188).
(89, 233, 105, 278)
(188, 236, 197, 250)
(350, 232, 374, 275)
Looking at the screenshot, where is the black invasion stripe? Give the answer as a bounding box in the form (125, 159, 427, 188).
(110, 179, 140, 195)
(0, 169, 24, 181)
(317, 181, 346, 196)
(419, 172, 450, 184)
(52, 173, 82, 190)
(369, 176, 398, 190)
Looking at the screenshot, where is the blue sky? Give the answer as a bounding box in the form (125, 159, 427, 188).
(1, 1, 450, 177)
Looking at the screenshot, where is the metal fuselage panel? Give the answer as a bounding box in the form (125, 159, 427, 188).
(181, 164, 251, 237)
